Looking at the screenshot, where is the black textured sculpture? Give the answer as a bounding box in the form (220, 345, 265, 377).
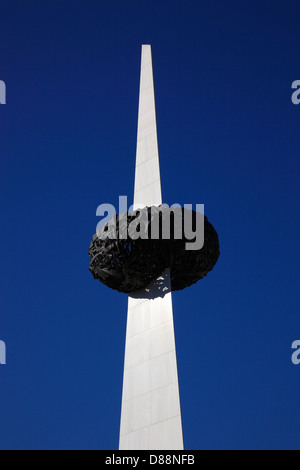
(88, 205, 219, 293)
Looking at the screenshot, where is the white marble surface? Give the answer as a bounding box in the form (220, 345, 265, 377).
(119, 45, 183, 450)
(133, 45, 162, 210)
(119, 270, 183, 449)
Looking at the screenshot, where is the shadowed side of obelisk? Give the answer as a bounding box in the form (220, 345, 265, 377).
(119, 45, 184, 450)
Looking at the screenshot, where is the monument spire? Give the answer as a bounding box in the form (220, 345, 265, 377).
(119, 45, 184, 450)
(88, 44, 220, 450)
(133, 44, 162, 210)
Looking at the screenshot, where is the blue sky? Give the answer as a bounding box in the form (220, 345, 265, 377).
(0, 0, 299, 450)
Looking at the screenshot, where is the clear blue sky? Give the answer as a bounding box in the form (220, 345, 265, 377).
(0, 0, 299, 450)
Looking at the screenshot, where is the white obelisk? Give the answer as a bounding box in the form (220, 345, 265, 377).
(119, 45, 184, 450)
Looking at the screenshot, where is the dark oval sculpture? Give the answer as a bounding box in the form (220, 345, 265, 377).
(88, 205, 220, 293)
